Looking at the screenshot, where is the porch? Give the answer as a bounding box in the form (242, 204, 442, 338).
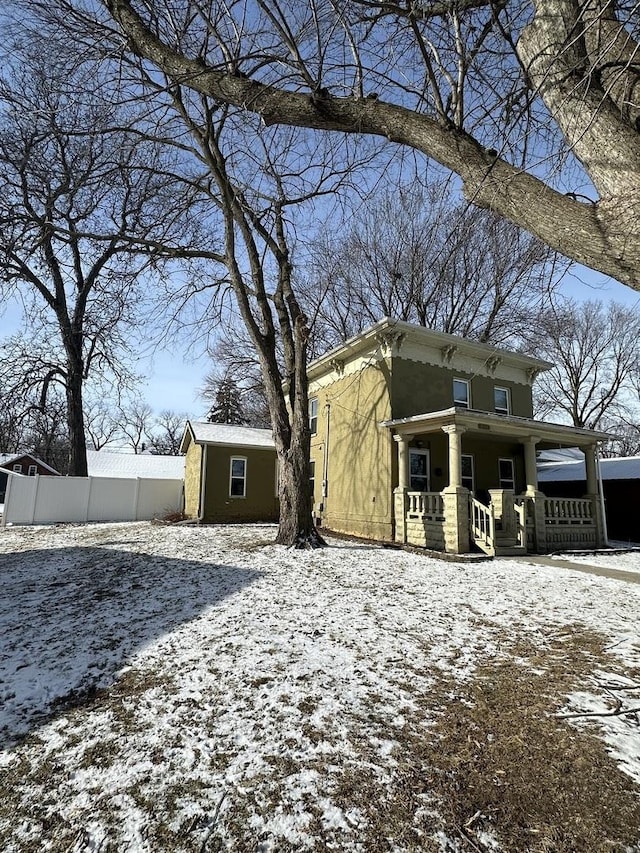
(386, 407, 609, 556)
(397, 489, 601, 556)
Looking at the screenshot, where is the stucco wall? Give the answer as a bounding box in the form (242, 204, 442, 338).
(309, 359, 394, 541)
(183, 441, 203, 518)
(202, 445, 279, 523)
(391, 358, 534, 419)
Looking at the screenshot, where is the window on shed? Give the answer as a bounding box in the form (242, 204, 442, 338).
(309, 398, 318, 435)
(453, 378, 470, 408)
(229, 457, 247, 497)
(12, 464, 22, 473)
(28, 465, 37, 476)
(494, 387, 510, 415)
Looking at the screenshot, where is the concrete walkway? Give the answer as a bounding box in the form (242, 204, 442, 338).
(510, 554, 640, 585)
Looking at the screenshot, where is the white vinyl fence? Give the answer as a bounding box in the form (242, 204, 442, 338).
(1, 473, 183, 526)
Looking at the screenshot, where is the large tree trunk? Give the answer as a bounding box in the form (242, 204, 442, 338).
(259, 336, 325, 548)
(64, 346, 88, 477)
(275, 439, 323, 547)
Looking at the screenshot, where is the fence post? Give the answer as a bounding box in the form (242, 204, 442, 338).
(132, 477, 142, 521)
(29, 474, 39, 524)
(1, 472, 13, 527)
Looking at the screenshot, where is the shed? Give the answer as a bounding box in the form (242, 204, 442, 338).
(180, 421, 279, 523)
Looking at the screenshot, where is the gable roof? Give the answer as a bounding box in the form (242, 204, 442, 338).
(180, 421, 275, 453)
(86, 450, 185, 480)
(538, 455, 640, 482)
(307, 317, 552, 383)
(0, 452, 61, 475)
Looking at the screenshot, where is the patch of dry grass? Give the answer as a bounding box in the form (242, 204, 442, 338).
(331, 624, 640, 852)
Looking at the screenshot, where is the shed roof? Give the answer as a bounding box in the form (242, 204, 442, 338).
(180, 421, 275, 453)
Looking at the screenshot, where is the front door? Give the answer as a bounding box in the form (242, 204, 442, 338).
(410, 449, 430, 491)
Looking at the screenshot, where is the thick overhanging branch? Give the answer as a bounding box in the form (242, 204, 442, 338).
(105, 0, 640, 290)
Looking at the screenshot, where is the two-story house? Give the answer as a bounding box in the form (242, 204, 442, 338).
(308, 318, 609, 556)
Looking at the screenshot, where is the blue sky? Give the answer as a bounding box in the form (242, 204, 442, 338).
(2, 263, 638, 419)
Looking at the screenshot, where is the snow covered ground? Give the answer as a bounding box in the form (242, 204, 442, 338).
(552, 545, 640, 574)
(0, 522, 639, 852)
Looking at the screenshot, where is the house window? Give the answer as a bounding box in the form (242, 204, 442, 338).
(28, 465, 37, 476)
(409, 449, 430, 491)
(461, 454, 475, 492)
(12, 464, 22, 473)
(494, 387, 510, 415)
(229, 457, 247, 497)
(453, 378, 470, 409)
(309, 460, 316, 498)
(498, 458, 515, 490)
(309, 397, 318, 435)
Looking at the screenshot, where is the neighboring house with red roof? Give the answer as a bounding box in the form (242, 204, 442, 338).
(0, 453, 60, 504)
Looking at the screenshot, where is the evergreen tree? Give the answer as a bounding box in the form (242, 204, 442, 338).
(207, 379, 247, 426)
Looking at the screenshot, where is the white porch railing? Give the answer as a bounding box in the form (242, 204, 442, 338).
(514, 496, 529, 548)
(544, 498, 594, 525)
(471, 497, 495, 548)
(407, 491, 445, 521)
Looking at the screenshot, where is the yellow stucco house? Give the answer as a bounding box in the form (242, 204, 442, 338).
(182, 319, 610, 556)
(307, 318, 609, 556)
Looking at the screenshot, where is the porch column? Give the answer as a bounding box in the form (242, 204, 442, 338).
(394, 433, 414, 490)
(523, 437, 540, 494)
(522, 437, 546, 553)
(583, 443, 606, 547)
(393, 433, 413, 544)
(441, 425, 470, 554)
(442, 425, 465, 488)
(584, 444, 597, 494)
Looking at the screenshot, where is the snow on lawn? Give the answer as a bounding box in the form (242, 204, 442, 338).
(551, 545, 640, 575)
(0, 522, 639, 852)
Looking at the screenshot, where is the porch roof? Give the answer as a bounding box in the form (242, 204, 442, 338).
(380, 407, 612, 447)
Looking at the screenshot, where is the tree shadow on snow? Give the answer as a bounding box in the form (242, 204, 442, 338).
(0, 545, 261, 750)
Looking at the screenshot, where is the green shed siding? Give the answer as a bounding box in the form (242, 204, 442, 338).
(201, 445, 279, 523)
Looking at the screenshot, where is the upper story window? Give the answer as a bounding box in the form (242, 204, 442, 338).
(453, 378, 470, 409)
(28, 465, 37, 476)
(309, 397, 318, 435)
(494, 386, 511, 415)
(12, 464, 22, 473)
(229, 457, 247, 498)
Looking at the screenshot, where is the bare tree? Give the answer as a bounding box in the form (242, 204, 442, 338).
(117, 400, 154, 454)
(529, 300, 640, 429)
(302, 181, 562, 353)
(0, 37, 183, 475)
(202, 325, 272, 429)
(148, 410, 187, 455)
(84, 400, 122, 451)
(99, 0, 640, 290)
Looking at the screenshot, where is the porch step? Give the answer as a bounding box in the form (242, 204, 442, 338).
(494, 544, 528, 557)
(472, 538, 527, 557)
